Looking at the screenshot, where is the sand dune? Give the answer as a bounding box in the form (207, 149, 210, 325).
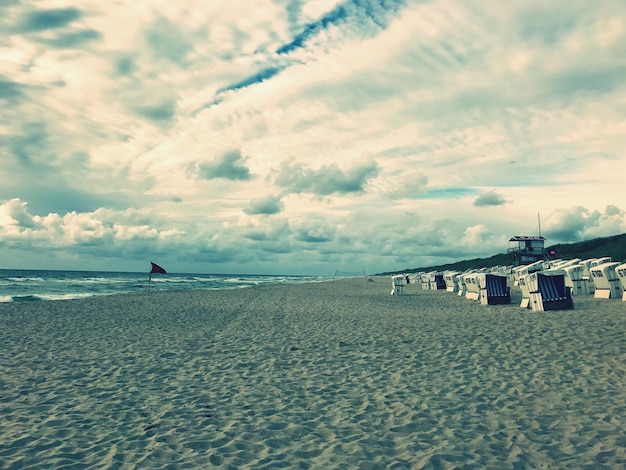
(1, 278, 625, 468)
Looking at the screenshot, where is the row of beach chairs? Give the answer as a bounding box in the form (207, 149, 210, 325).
(391, 256, 626, 311)
(515, 257, 626, 300)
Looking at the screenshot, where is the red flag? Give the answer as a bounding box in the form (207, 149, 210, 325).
(150, 262, 167, 275)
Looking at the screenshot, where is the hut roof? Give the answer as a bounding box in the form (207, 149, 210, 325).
(509, 235, 546, 241)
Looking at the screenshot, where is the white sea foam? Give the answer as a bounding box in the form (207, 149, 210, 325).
(37, 293, 95, 301)
(6, 277, 45, 282)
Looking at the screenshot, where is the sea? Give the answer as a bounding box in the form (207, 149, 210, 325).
(0, 269, 333, 302)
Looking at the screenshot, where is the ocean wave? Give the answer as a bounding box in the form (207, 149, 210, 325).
(5, 277, 45, 282)
(7, 294, 44, 302)
(1, 293, 96, 302)
(37, 293, 95, 301)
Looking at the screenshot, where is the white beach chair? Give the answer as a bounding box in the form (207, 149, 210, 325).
(519, 274, 532, 308)
(464, 273, 481, 301)
(444, 271, 459, 293)
(589, 262, 622, 299)
(512, 260, 543, 286)
(563, 264, 591, 296)
(391, 275, 405, 295)
(456, 271, 473, 296)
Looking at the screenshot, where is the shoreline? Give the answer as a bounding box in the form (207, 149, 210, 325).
(2, 277, 625, 468)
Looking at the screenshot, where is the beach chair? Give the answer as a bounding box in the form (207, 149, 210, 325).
(456, 271, 472, 296)
(464, 273, 481, 301)
(391, 275, 405, 295)
(589, 262, 622, 299)
(477, 273, 511, 305)
(590, 256, 612, 268)
(582, 257, 611, 294)
(435, 272, 446, 290)
(563, 264, 591, 296)
(518, 274, 532, 308)
(527, 270, 574, 311)
(615, 263, 626, 301)
(511, 260, 543, 286)
(426, 272, 445, 290)
(444, 271, 459, 293)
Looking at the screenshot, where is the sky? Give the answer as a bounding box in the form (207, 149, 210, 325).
(1, 0, 625, 275)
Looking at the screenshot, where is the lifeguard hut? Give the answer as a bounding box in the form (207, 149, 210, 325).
(507, 235, 546, 266)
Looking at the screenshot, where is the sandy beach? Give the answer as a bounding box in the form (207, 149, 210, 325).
(1, 277, 625, 469)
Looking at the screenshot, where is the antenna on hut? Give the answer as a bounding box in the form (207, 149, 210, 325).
(537, 212, 541, 236)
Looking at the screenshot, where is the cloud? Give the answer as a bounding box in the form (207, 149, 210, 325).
(461, 224, 494, 247)
(194, 150, 253, 181)
(544, 205, 626, 242)
(243, 195, 283, 215)
(276, 0, 407, 55)
(217, 67, 285, 95)
(7, 121, 49, 168)
(194, 0, 409, 110)
(385, 174, 429, 199)
(273, 158, 379, 195)
(134, 98, 177, 123)
(0, 78, 24, 102)
(144, 16, 195, 64)
(473, 191, 507, 207)
(0, 198, 36, 229)
(112, 56, 136, 77)
(19, 7, 83, 32)
(38, 29, 101, 48)
(0, 198, 180, 252)
(241, 217, 290, 241)
(14, 6, 100, 49)
(293, 219, 336, 243)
